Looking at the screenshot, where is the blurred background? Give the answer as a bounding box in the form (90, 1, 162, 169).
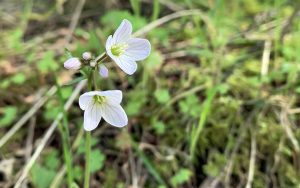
(1, 0, 300, 187)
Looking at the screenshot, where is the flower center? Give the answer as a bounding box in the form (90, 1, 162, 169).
(93, 95, 106, 105)
(111, 43, 128, 56)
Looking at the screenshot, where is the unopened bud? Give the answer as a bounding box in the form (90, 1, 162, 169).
(82, 52, 92, 60)
(64, 57, 81, 70)
(90, 61, 96, 67)
(99, 65, 109, 78)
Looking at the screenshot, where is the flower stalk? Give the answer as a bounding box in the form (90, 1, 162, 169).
(84, 70, 93, 188)
(54, 74, 74, 187)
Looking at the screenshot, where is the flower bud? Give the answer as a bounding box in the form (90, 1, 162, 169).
(82, 52, 92, 60)
(63, 57, 81, 70)
(99, 65, 108, 78)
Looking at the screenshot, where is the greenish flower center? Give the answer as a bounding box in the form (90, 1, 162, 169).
(111, 43, 128, 56)
(93, 95, 106, 105)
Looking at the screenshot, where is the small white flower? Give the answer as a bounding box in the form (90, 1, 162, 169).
(79, 90, 128, 131)
(99, 64, 109, 78)
(64, 57, 81, 70)
(106, 19, 151, 75)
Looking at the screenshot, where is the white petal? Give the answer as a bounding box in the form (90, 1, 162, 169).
(113, 56, 137, 75)
(113, 19, 132, 43)
(84, 103, 102, 131)
(79, 92, 94, 110)
(106, 35, 114, 52)
(124, 38, 151, 61)
(100, 104, 128, 127)
(98, 90, 122, 105)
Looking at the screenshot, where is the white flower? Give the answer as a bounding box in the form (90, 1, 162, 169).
(79, 90, 128, 131)
(64, 57, 81, 70)
(99, 64, 109, 78)
(106, 19, 151, 75)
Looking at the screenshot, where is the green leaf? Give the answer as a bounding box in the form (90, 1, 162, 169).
(170, 168, 192, 186)
(61, 86, 73, 100)
(11, 73, 26, 84)
(64, 48, 73, 59)
(63, 76, 85, 86)
(90, 150, 106, 173)
(44, 150, 60, 170)
(145, 50, 163, 71)
(179, 94, 201, 118)
(31, 164, 56, 188)
(0, 106, 17, 127)
(125, 90, 147, 116)
(38, 51, 58, 74)
(73, 166, 83, 181)
(154, 89, 170, 104)
(151, 118, 165, 135)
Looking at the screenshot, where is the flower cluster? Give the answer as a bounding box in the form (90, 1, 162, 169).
(64, 19, 151, 131)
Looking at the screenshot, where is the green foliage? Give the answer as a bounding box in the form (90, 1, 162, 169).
(31, 164, 57, 188)
(179, 94, 201, 118)
(11, 73, 26, 84)
(125, 89, 147, 116)
(203, 151, 226, 177)
(89, 150, 105, 173)
(44, 100, 61, 120)
(30, 151, 60, 188)
(38, 51, 58, 73)
(170, 168, 192, 186)
(0, 106, 17, 127)
(151, 118, 166, 135)
(154, 89, 170, 104)
(101, 10, 147, 32)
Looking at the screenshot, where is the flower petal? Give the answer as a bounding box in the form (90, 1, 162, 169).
(106, 35, 114, 52)
(124, 38, 151, 61)
(113, 56, 137, 75)
(98, 90, 122, 105)
(100, 104, 128, 127)
(84, 103, 102, 131)
(113, 19, 132, 43)
(79, 93, 94, 110)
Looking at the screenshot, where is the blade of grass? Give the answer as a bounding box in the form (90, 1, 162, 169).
(130, 0, 141, 16)
(131, 139, 166, 186)
(190, 86, 218, 160)
(151, 0, 160, 21)
(55, 76, 74, 187)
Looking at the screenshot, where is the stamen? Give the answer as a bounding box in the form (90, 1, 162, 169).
(111, 43, 128, 56)
(93, 95, 106, 104)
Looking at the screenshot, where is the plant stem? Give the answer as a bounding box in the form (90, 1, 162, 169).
(84, 131, 91, 188)
(84, 71, 93, 188)
(55, 76, 73, 187)
(95, 52, 107, 63)
(58, 123, 73, 187)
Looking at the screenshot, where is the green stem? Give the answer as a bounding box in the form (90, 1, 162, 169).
(84, 132, 91, 188)
(54, 76, 73, 187)
(84, 70, 93, 188)
(58, 123, 73, 187)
